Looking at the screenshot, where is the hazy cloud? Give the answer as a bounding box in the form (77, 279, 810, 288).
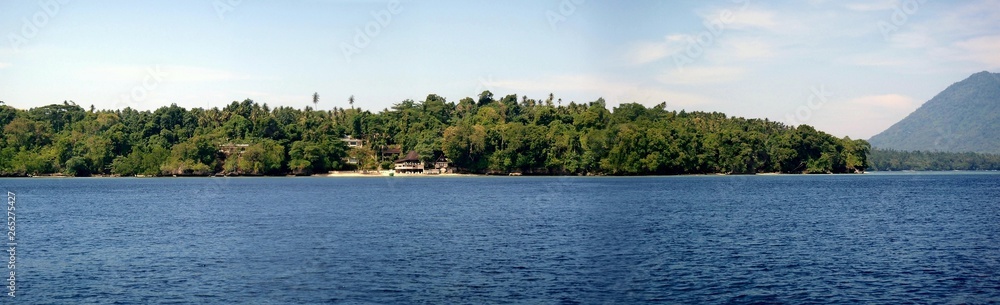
(808, 94, 920, 139)
(954, 35, 1000, 69)
(87, 65, 256, 82)
(844, 1, 896, 12)
(889, 29, 936, 49)
(725, 8, 781, 31)
(657, 66, 746, 85)
(848, 94, 919, 109)
(625, 35, 687, 65)
(164, 66, 258, 82)
(722, 37, 777, 60)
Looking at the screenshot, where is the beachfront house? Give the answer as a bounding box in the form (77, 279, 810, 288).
(394, 150, 424, 174)
(434, 155, 453, 174)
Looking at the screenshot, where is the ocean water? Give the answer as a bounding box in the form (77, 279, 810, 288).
(3, 173, 999, 304)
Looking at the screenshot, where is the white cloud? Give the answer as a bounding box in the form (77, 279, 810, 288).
(624, 6, 787, 66)
(657, 66, 745, 85)
(694, 6, 794, 35)
(844, 1, 895, 12)
(889, 29, 936, 49)
(938, 0, 1000, 37)
(869, 0, 1000, 70)
(625, 35, 687, 65)
(722, 37, 777, 59)
(847, 94, 918, 109)
(954, 35, 1000, 69)
(841, 52, 915, 67)
(806, 94, 920, 139)
(882, 33, 1000, 72)
(0, 62, 9, 69)
(726, 8, 781, 31)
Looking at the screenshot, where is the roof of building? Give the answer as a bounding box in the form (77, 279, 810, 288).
(382, 147, 402, 154)
(395, 150, 420, 163)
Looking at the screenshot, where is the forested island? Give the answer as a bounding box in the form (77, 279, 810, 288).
(0, 92, 870, 177)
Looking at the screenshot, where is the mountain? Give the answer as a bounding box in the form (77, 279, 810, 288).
(869, 71, 1000, 154)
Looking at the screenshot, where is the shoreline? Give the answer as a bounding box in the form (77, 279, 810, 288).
(3, 170, 997, 179)
(7, 170, 998, 179)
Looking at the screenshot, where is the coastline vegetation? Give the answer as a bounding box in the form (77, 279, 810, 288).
(867, 149, 1000, 171)
(0, 93, 870, 177)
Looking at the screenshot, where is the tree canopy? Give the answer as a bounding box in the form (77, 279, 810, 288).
(0, 94, 870, 176)
(867, 149, 1000, 171)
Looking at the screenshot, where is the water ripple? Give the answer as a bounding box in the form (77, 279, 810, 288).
(5, 174, 1000, 303)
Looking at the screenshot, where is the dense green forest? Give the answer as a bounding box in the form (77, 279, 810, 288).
(0, 92, 870, 176)
(867, 149, 1000, 171)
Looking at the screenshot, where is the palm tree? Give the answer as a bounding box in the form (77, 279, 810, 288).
(312, 92, 320, 108)
(348, 95, 355, 110)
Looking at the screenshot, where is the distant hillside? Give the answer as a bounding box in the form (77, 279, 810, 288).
(869, 71, 1000, 154)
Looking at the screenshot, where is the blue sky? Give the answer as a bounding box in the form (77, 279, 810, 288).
(1, 0, 998, 139)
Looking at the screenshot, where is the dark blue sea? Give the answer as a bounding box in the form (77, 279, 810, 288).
(3, 173, 1000, 304)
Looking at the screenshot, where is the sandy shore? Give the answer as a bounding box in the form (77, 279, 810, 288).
(323, 171, 481, 177)
(324, 170, 390, 177)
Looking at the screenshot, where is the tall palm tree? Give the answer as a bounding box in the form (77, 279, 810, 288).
(348, 95, 355, 110)
(312, 92, 320, 108)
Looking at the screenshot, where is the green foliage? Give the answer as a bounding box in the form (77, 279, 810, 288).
(3, 148, 58, 176)
(223, 139, 285, 175)
(111, 145, 170, 176)
(868, 149, 1000, 171)
(288, 137, 349, 174)
(64, 156, 91, 177)
(0, 95, 869, 176)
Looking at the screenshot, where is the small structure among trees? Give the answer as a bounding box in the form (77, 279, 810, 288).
(432, 155, 452, 174)
(340, 136, 363, 148)
(394, 150, 424, 174)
